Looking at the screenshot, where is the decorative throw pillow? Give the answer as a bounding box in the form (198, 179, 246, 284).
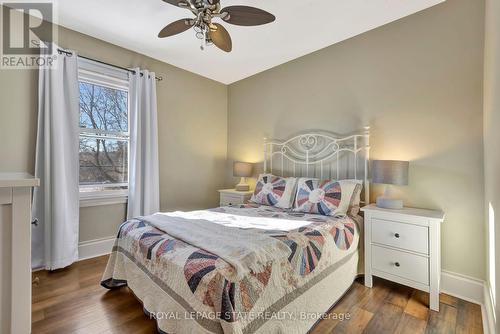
(347, 182, 363, 217)
(294, 178, 363, 216)
(250, 174, 297, 209)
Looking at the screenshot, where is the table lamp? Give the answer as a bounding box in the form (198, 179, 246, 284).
(372, 160, 409, 209)
(233, 161, 253, 191)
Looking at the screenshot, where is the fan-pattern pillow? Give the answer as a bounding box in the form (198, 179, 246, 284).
(294, 178, 363, 216)
(295, 179, 342, 216)
(251, 174, 297, 209)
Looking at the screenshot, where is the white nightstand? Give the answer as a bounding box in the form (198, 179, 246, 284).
(361, 204, 444, 311)
(218, 189, 253, 206)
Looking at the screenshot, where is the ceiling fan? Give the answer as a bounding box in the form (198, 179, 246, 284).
(158, 0, 276, 52)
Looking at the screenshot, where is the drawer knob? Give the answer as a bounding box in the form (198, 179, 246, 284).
(394, 262, 400, 267)
(394, 233, 400, 238)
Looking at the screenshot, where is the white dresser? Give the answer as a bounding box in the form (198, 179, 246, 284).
(218, 189, 253, 206)
(0, 173, 39, 334)
(361, 204, 444, 311)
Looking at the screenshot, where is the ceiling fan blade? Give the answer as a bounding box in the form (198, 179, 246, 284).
(220, 6, 275, 26)
(162, 0, 189, 8)
(209, 23, 232, 52)
(158, 19, 194, 38)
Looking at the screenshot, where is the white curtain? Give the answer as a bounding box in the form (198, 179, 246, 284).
(127, 68, 160, 218)
(32, 49, 80, 270)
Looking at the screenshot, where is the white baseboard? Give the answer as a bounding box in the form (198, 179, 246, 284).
(441, 270, 485, 304)
(441, 270, 497, 334)
(483, 282, 497, 334)
(78, 236, 115, 261)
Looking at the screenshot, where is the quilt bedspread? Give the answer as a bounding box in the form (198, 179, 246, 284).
(101, 204, 360, 334)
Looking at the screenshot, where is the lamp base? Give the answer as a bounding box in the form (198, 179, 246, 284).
(376, 196, 403, 209)
(235, 177, 250, 191)
(235, 184, 250, 191)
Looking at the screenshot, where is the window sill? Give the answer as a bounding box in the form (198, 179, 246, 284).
(79, 191, 128, 208)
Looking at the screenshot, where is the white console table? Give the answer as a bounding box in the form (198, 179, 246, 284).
(0, 173, 39, 334)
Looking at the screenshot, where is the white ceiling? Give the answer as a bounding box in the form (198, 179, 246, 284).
(53, 0, 444, 84)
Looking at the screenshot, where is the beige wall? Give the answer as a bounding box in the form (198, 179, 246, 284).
(484, 0, 500, 327)
(227, 0, 486, 279)
(0, 16, 228, 243)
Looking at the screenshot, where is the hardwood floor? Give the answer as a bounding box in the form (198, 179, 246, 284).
(32, 255, 483, 334)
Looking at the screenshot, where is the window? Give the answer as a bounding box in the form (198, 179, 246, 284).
(78, 59, 130, 205)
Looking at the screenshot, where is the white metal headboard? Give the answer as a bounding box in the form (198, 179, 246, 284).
(263, 127, 370, 204)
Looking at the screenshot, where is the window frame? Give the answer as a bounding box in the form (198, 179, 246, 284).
(77, 59, 130, 207)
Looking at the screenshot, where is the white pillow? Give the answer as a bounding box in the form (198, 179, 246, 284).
(294, 178, 363, 216)
(250, 174, 297, 209)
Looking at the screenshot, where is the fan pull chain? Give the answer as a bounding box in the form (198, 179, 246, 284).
(200, 26, 208, 50)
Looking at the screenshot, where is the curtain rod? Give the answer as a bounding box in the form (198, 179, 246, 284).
(57, 48, 163, 82)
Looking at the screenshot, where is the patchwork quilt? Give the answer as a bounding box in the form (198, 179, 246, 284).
(101, 204, 360, 334)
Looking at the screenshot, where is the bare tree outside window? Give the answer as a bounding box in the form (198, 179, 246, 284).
(79, 81, 129, 192)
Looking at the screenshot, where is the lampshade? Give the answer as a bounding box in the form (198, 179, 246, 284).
(233, 161, 253, 177)
(371, 160, 409, 186)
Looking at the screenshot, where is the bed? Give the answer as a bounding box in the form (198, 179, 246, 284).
(101, 129, 370, 334)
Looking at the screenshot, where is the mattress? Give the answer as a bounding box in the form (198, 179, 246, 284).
(101, 204, 362, 334)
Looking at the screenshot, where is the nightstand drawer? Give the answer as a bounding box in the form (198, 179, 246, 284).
(372, 218, 428, 254)
(220, 193, 247, 206)
(372, 245, 429, 285)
